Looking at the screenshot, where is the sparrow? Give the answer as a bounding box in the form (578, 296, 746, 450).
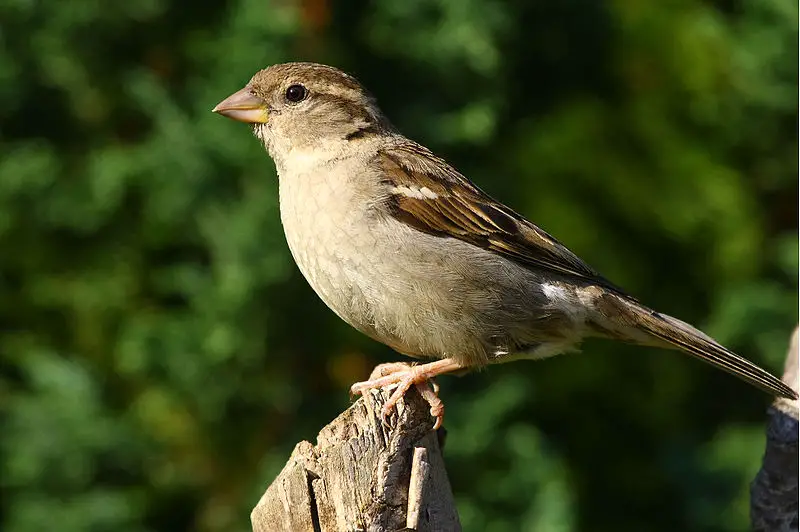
(213, 62, 797, 429)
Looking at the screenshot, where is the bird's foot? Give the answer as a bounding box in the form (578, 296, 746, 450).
(350, 358, 462, 430)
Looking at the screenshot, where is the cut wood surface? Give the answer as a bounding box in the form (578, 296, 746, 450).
(252, 387, 460, 532)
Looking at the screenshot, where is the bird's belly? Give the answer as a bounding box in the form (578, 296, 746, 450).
(279, 175, 587, 365)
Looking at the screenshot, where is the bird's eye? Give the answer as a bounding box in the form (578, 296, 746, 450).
(285, 84, 308, 103)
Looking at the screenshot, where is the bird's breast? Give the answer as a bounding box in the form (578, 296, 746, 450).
(277, 161, 386, 330)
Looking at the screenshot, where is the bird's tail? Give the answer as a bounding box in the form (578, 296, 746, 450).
(606, 295, 797, 400)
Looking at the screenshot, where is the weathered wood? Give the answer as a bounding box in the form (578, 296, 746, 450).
(751, 326, 799, 532)
(252, 387, 461, 532)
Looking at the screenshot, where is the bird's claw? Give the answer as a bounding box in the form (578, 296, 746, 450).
(351, 362, 445, 429)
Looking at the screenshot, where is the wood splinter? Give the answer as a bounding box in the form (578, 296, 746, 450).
(406, 447, 431, 530)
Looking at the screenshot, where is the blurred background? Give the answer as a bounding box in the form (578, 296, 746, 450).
(0, 0, 797, 530)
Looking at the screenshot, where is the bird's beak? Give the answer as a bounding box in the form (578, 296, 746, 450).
(212, 86, 269, 123)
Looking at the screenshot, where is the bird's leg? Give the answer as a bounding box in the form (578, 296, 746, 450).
(350, 358, 463, 429)
(365, 361, 414, 381)
(355, 361, 446, 426)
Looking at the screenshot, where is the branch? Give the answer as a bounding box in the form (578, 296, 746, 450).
(751, 325, 799, 531)
(251, 387, 461, 532)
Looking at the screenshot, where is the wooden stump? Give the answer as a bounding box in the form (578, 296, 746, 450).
(251, 387, 461, 532)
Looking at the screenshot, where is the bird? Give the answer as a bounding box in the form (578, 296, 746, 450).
(213, 62, 797, 429)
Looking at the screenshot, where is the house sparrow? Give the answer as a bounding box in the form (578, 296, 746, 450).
(213, 62, 797, 429)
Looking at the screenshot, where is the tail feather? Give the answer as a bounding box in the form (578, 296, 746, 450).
(619, 299, 797, 400)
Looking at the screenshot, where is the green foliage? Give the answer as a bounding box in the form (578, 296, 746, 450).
(0, 0, 796, 530)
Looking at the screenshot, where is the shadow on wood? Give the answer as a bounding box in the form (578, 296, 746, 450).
(252, 387, 461, 532)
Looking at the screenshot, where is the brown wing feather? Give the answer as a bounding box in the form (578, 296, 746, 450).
(378, 141, 621, 290)
(628, 303, 797, 399)
(373, 141, 798, 400)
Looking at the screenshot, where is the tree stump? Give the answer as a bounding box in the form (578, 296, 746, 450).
(251, 387, 460, 532)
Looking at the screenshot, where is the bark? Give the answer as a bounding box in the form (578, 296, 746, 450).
(751, 326, 799, 532)
(251, 387, 460, 532)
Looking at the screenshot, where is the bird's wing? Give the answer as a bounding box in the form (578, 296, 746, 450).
(376, 141, 621, 291)
(374, 142, 800, 401)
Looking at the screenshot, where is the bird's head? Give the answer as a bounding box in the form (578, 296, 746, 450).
(213, 62, 390, 163)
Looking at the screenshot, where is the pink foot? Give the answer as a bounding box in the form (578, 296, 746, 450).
(350, 358, 461, 429)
